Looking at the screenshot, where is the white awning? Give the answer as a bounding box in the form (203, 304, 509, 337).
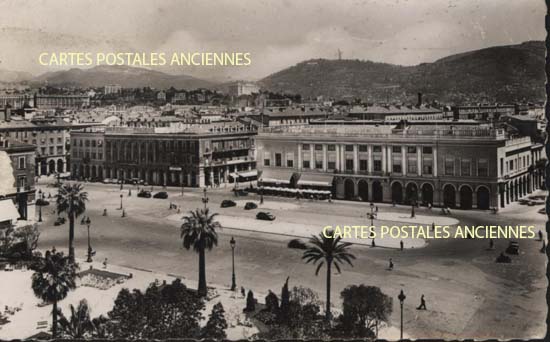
(237, 170, 258, 178)
(229, 172, 239, 178)
(259, 168, 293, 184)
(0, 199, 19, 223)
(297, 173, 334, 187)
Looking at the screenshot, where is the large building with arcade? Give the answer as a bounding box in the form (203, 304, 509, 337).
(255, 123, 544, 210)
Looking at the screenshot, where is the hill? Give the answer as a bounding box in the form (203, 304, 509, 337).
(30, 65, 215, 90)
(0, 69, 33, 84)
(259, 41, 545, 103)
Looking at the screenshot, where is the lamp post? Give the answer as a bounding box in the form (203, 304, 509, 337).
(367, 202, 377, 226)
(37, 189, 43, 222)
(230, 236, 236, 291)
(259, 178, 264, 204)
(85, 217, 93, 262)
(119, 193, 123, 210)
(202, 187, 209, 211)
(398, 289, 406, 341)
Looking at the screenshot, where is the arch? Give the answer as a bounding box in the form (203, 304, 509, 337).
(476, 186, 490, 210)
(421, 183, 434, 206)
(391, 181, 403, 204)
(98, 166, 103, 180)
(443, 184, 456, 208)
(459, 185, 473, 210)
(48, 160, 56, 174)
(344, 178, 355, 200)
(372, 181, 383, 202)
(405, 182, 419, 204)
(357, 180, 369, 202)
(56, 159, 64, 173)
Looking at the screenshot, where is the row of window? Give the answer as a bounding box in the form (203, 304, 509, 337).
(300, 144, 433, 154)
(444, 158, 489, 177)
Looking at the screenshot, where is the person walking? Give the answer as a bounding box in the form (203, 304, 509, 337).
(489, 239, 494, 250)
(538, 230, 543, 241)
(417, 294, 427, 310)
(388, 258, 394, 270)
(400, 240, 404, 251)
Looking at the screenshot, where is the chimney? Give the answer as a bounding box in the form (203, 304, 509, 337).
(417, 92, 423, 107)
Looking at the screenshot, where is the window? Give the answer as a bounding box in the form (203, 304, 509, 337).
(345, 145, 354, 152)
(328, 161, 336, 170)
(373, 146, 382, 153)
(264, 159, 270, 166)
(373, 159, 382, 171)
(359, 145, 368, 152)
(500, 158, 504, 175)
(445, 158, 454, 175)
(393, 163, 402, 173)
(461, 159, 471, 176)
(315, 160, 323, 169)
(478, 159, 489, 177)
(407, 146, 417, 154)
(302, 144, 310, 150)
(422, 146, 432, 154)
(275, 153, 282, 167)
(17, 176, 26, 189)
(315, 144, 323, 151)
(422, 158, 433, 175)
(345, 159, 354, 171)
(303, 160, 310, 168)
(18, 156, 25, 169)
(509, 160, 514, 171)
(407, 156, 417, 174)
(392, 146, 402, 153)
(287, 160, 294, 167)
(327, 145, 335, 151)
(359, 159, 368, 171)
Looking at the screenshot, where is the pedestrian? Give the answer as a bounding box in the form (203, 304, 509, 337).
(431, 222, 435, 231)
(538, 230, 543, 241)
(51, 246, 56, 253)
(416, 294, 427, 310)
(371, 239, 376, 247)
(375, 206, 379, 213)
(428, 202, 432, 210)
(489, 239, 494, 250)
(388, 258, 394, 270)
(103, 258, 108, 269)
(541, 240, 546, 253)
(400, 240, 404, 251)
(241, 286, 246, 297)
(103, 208, 107, 216)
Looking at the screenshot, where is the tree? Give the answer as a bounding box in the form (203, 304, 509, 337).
(57, 299, 93, 338)
(337, 285, 393, 338)
(31, 250, 78, 338)
(302, 231, 356, 320)
(13, 224, 40, 259)
(202, 302, 228, 339)
(265, 290, 279, 313)
(56, 183, 88, 262)
(279, 277, 290, 321)
(180, 208, 221, 297)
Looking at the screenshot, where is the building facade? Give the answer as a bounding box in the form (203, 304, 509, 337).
(256, 124, 544, 210)
(71, 123, 257, 187)
(34, 94, 90, 109)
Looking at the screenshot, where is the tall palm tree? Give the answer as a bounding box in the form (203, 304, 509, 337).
(31, 250, 78, 338)
(56, 183, 88, 262)
(57, 299, 93, 338)
(180, 208, 221, 297)
(302, 231, 355, 320)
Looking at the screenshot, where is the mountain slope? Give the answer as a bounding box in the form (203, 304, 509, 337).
(31, 65, 215, 90)
(259, 41, 545, 103)
(0, 69, 33, 83)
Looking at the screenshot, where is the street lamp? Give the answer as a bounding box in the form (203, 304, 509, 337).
(230, 236, 236, 291)
(119, 193, 124, 210)
(85, 217, 93, 262)
(37, 189, 43, 222)
(259, 178, 264, 204)
(398, 289, 406, 341)
(202, 187, 209, 210)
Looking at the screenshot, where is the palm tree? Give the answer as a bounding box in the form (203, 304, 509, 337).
(302, 231, 356, 320)
(56, 183, 88, 262)
(31, 250, 78, 338)
(57, 299, 93, 338)
(180, 208, 221, 297)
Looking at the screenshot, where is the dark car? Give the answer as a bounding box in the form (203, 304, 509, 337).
(506, 241, 519, 255)
(221, 200, 237, 208)
(36, 198, 50, 206)
(244, 202, 258, 210)
(256, 212, 275, 221)
(53, 217, 66, 226)
(137, 190, 152, 198)
(153, 191, 169, 199)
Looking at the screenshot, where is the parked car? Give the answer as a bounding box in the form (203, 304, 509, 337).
(256, 212, 275, 221)
(153, 191, 169, 199)
(103, 178, 112, 184)
(221, 200, 237, 208)
(137, 190, 152, 198)
(244, 202, 258, 210)
(506, 241, 519, 255)
(53, 217, 66, 226)
(288, 239, 307, 249)
(36, 198, 49, 206)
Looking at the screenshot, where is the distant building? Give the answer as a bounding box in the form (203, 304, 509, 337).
(104, 84, 122, 95)
(157, 91, 167, 101)
(348, 104, 443, 121)
(171, 92, 187, 104)
(34, 94, 90, 109)
(228, 81, 260, 96)
(250, 106, 331, 127)
(451, 104, 517, 121)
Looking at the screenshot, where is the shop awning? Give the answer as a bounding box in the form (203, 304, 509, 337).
(229, 172, 239, 178)
(259, 168, 293, 184)
(297, 173, 334, 187)
(237, 170, 258, 178)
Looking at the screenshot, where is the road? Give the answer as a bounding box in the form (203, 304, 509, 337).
(35, 181, 547, 339)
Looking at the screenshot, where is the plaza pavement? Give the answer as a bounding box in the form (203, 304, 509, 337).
(30, 179, 548, 339)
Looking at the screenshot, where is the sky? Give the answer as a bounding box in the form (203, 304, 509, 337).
(0, 0, 545, 82)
